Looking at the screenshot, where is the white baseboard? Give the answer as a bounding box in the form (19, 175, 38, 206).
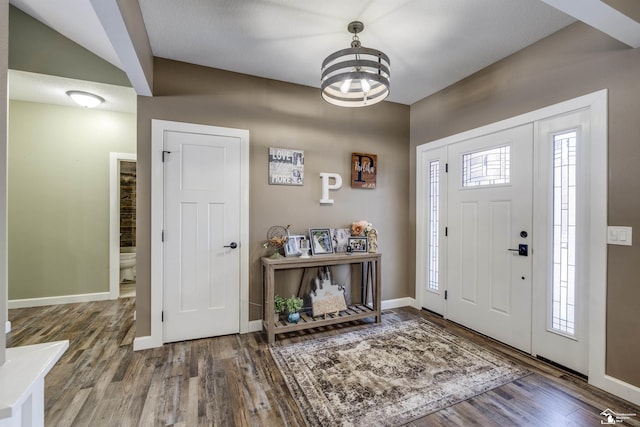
(5, 321, 10, 334)
(381, 297, 417, 310)
(248, 320, 263, 333)
(8, 292, 111, 309)
(591, 375, 640, 407)
(133, 335, 162, 351)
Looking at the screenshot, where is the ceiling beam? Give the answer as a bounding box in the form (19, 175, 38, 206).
(90, 0, 153, 96)
(541, 0, 640, 48)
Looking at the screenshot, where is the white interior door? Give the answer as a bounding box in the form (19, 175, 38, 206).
(532, 109, 590, 375)
(447, 124, 533, 353)
(163, 130, 241, 343)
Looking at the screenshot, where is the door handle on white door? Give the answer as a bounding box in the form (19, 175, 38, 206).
(224, 242, 238, 249)
(508, 244, 528, 256)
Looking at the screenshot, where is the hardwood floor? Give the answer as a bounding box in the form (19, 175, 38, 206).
(7, 299, 640, 426)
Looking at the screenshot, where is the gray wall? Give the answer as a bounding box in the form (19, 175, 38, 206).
(8, 101, 136, 299)
(135, 58, 410, 334)
(410, 22, 640, 387)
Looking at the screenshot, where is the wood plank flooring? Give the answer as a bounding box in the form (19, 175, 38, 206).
(7, 299, 640, 426)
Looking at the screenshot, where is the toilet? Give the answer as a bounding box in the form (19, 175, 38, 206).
(120, 247, 136, 282)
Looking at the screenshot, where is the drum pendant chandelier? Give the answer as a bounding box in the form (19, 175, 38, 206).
(321, 21, 391, 107)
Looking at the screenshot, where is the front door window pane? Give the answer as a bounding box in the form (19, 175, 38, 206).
(462, 145, 510, 187)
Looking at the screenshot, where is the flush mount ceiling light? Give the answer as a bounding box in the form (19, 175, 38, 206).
(66, 90, 105, 108)
(321, 21, 390, 108)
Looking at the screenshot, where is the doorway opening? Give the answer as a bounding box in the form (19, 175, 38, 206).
(110, 152, 137, 299)
(137, 120, 249, 351)
(415, 90, 611, 395)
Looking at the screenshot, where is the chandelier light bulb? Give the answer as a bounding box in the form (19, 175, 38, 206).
(340, 79, 352, 93)
(361, 79, 371, 93)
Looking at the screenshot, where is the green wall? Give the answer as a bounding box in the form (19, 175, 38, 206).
(8, 5, 130, 87)
(8, 100, 136, 300)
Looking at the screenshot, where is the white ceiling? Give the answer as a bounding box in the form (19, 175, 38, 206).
(8, 70, 137, 114)
(8, 0, 586, 108)
(138, 0, 575, 105)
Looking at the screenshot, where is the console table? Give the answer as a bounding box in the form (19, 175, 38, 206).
(262, 252, 381, 344)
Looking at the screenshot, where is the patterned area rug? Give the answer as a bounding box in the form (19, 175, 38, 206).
(270, 319, 530, 426)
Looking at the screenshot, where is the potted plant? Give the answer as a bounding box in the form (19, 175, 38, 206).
(286, 295, 304, 323)
(274, 295, 286, 323)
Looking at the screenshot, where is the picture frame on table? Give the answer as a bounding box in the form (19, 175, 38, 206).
(309, 228, 334, 255)
(348, 236, 368, 253)
(284, 235, 307, 257)
(331, 228, 351, 253)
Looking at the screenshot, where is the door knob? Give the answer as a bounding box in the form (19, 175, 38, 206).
(508, 244, 528, 256)
(224, 242, 238, 249)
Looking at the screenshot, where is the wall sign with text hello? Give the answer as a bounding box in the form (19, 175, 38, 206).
(351, 152, 377, 189)
(268, 147, 304, 185)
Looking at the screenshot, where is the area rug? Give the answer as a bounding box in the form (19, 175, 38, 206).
(269, 319, 530, 426)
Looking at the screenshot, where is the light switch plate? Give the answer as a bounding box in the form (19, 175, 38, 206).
(607, 226, 633, 246)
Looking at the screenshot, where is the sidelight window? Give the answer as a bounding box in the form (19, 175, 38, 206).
(551, 131, 577, 335)
(428, 160, 440, 291)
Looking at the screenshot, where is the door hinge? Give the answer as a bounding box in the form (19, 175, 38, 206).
(162, 150, 171, 162)
(445, 227, 448, 237)
(445, 163, 448, 173)
(161, 230, 164, 242)
(161, 311, 164, 322)
(444, 290, 448, 300)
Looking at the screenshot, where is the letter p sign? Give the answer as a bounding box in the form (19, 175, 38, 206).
(319, 173, 342, 204)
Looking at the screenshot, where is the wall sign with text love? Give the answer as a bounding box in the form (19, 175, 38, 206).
(268, 147, 304, 186)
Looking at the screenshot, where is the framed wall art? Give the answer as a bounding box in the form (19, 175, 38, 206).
(269, 147, 304, 185)
(351, 152, 377, 189)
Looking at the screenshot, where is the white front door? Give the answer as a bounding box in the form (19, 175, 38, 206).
(532, 109, 590, 375)
(447, 124, 533, 352)
(163, 130, 241, 343)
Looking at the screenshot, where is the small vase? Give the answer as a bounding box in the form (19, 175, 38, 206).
(288, 312, 300, 323)
(274, 312, 280, 323)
